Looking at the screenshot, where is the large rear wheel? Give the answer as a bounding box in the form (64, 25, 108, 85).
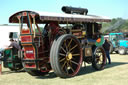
(50, 34, 82, 78)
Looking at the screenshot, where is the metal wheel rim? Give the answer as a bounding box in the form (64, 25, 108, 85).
(119, 48, 125, 54)
(58, 36, 82, 76)
(94, 47, 105, 68)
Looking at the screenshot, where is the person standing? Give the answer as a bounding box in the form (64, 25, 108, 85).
(0, 51, 2, 75)
(103, 39, 111, 64)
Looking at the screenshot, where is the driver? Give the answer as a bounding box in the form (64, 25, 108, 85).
(6, 38, 20, 50)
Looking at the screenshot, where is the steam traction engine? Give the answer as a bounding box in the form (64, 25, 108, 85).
(9, 6, 111, 78)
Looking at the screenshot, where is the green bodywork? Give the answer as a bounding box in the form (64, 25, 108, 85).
(3, 49, 22, 70)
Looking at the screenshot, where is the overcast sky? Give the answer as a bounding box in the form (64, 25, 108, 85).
(0, 0, 128, 24)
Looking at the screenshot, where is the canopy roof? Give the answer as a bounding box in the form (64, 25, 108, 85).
(9, 10, 111, 24)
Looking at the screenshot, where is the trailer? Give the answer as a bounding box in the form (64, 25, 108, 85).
(9, 6, 111, 78)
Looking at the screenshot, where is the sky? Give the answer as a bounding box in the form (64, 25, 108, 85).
(0, 0, 128, 24)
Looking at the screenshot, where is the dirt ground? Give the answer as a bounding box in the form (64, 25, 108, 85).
(0, 54, 128, 85)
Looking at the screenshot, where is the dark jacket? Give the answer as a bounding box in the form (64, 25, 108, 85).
(103, 40, 110, 51)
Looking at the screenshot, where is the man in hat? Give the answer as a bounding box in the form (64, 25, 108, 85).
(6, 38, 20, 50)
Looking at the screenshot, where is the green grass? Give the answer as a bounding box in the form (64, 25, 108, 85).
(0, 54, 128, 85)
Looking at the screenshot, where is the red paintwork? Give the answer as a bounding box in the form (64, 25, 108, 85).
(24, 46, 35, 59)
(21, 27, 37, 68)
(20, 19, 61, 72)
(23, 12, 27, 16)
(21, 35, 32, 43)
(49, 22, 60, 35)
(21, 29, 30, 34)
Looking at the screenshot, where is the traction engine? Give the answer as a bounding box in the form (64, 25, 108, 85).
(8, 6, 111, 78)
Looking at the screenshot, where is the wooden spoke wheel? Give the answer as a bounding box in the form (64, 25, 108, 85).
(50, 34, 82, 78)
(92, 46, 106, 70)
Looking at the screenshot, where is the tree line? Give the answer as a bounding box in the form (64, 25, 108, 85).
(102, 18, 128, 33)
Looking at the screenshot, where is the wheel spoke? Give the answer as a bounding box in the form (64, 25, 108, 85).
(99, 60, 102, 63)
(64, 40, 68, 52)
(69, 61, 75, 72)
(59, 58, 65, 62)
(100, 57, 103, 62)
(69, 44, 78, 52)
(67, 60, 70, 67)
(99, 53, 102, 56)
(66, 61, 69, 74)
(98, 60, 102, 64)
(72, 54, 80, 56)
(96, 51, 101, 56)
(67, 39, 73, 49)
(95, 53, 98, 55)
(59, 53, 66, 56)
(99, 57, 102, 62)
(97, 54, 102, 64)
(61, 46, 67, 53)
(62, 61, 67, 70)
(70, 60, 79, 65)
(98, 52, 101, 56)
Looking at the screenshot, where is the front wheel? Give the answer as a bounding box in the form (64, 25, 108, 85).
(50, 34, 83, 78)
(92, 46, 106, 70)
(118, 47, 126, 55)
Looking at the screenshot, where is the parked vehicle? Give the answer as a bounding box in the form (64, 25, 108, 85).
(9, 6, 111, 78)
(108, 33, 128, 54)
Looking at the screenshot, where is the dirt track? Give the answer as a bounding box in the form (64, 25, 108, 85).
(0, 54, 128, 85)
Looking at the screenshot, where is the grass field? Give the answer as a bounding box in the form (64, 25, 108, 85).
(0, 54, 128, 85)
